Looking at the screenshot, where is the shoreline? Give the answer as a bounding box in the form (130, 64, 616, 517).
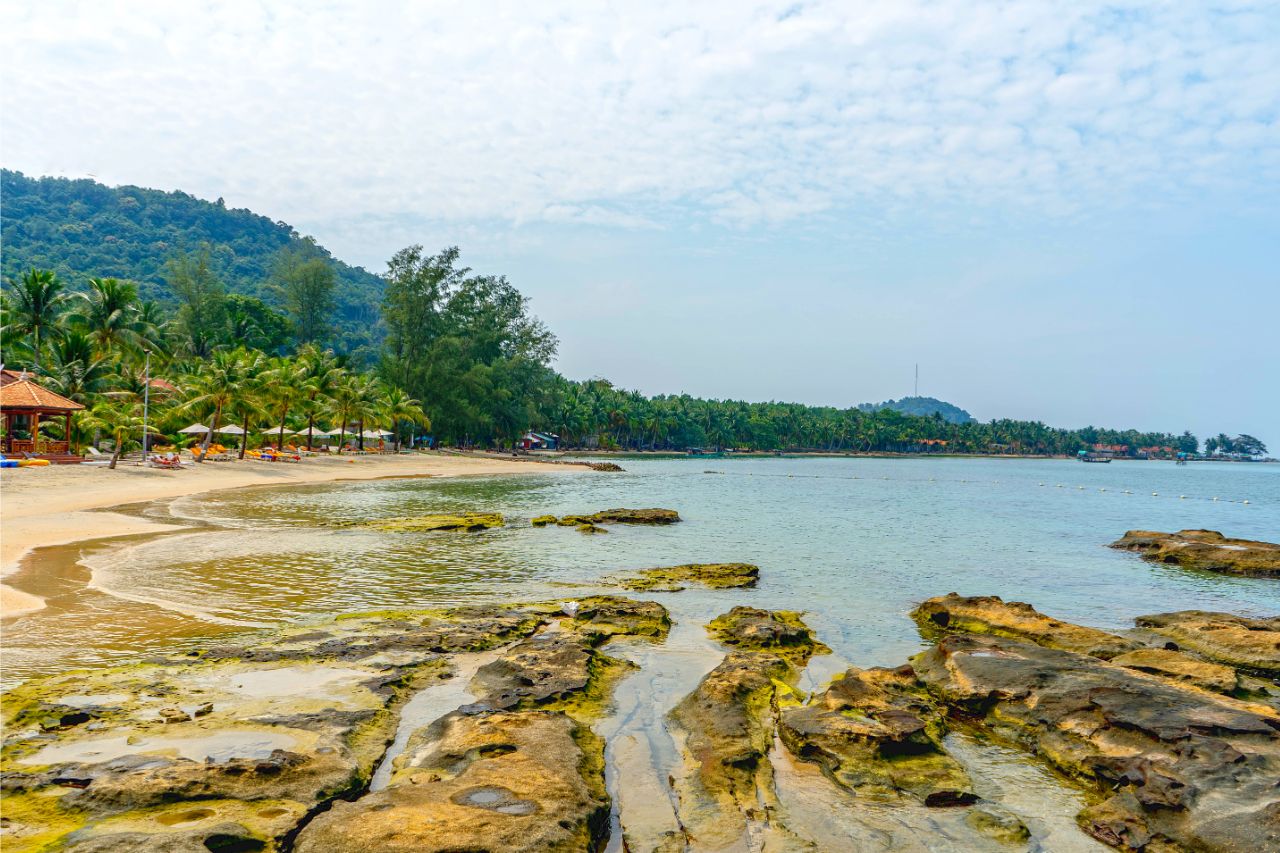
(0, 452, 590, 619)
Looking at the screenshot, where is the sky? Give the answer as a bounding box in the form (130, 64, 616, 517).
(3, 1, 1278, 449)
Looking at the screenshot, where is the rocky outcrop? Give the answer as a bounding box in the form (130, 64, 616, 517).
(779, 665, 975, 806)
(1110, 529, 1280, 577)
(669, 651, 802, 849)
(1134, 610, 1280, 676)
(294, 709, 609, 853)
(557, 507, 681, 526)
(707, 606, 830, 664)
(350, 512, 505, 532)
(911, 593, 1141, 659)
(586, 461, 625, 472)
(913, 632, 1280, 851)
(620, 562, 760, 592)
(1110, 647, 1242, 695)
(0, 605, 557, 852)
(567, 596, 671, 643)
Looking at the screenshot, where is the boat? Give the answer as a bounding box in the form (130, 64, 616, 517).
(1078, 451, 1111, 463)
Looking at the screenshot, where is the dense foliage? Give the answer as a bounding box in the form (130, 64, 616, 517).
(856, 396, 975, 424)
(1, 170, 383, 364)
(4, 173, 1262, 459)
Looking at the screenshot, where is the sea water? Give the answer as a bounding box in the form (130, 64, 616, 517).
(3, 456, 1276, 682)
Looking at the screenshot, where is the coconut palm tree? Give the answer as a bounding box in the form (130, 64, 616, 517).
(44, 331, 114, 405)
(262, 355, 306, 450)
(378, 386, 429, 451)
(296, 345, 343, 450)
(181, 349, 248, 461)
(225, 350, 267, 459)
(84, 401, 149, 469)
(73, 278, 145, 358)
(4, 268, 68, 370)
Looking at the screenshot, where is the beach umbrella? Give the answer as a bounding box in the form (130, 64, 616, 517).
(216, 424, 246, 436)
(179, 423, 211, 435)
(260, 426, 297, 436)
(362, 430, 386, 440)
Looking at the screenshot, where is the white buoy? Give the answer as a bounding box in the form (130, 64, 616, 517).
(1100, 488, 1106, 492)
(1243, 500, 1250, 505)
(1180, 495, 1186, 499)
(1212, 497, 1218, 501)
(1124, 490, 1132, 494)
(1152, 492, 1158, 496)
(1077, 485, 1084, 490)
(1039, 483, 1045, 487)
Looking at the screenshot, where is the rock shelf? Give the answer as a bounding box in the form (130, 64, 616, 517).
(1110, 529, 1280, 577)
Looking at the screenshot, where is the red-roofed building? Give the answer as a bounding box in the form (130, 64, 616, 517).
(1, 369, 86, 462)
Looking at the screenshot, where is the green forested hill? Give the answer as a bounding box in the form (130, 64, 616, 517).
(1, 169, 384, 359)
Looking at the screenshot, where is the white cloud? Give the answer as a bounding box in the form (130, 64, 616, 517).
(2, 0, 1277, 265)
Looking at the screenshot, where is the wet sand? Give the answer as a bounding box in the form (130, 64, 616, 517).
(0, 452, 587, 618)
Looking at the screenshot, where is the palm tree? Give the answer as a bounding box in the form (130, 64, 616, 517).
(262, 356, 306, 450)
(84, 401, 149, 469)
(73, 278, 145, 357)
(378, 386, 430, 451)
(296, 346, 343, 450)
(225, 350, 267, 459)
(44, 331, 114, 405)
(181, 349, 246, 461)
(4, 268, 68, 370)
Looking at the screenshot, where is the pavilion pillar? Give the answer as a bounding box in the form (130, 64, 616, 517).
(32, 412, 40, 455)
(67, 412, 73, 454)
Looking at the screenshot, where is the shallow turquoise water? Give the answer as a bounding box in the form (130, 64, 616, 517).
(108, 457, 1280, 661)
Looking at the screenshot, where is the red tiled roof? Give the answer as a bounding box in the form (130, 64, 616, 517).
(0, 379, 86, 412)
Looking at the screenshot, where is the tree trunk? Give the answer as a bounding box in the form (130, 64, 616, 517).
(307, 414, 315, 451)
(108, 428, 122, 469)
(358, 418, 365, 451)
(239, 411, 250, 459)
(277, 406, 289, 450)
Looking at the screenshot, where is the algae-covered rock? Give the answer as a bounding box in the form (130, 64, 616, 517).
(779, 665, 975, 806)
(0, 605, 552, 852)
(911, 593, 1141, 659)
(620, 562, 759, 592)
(566, 596, 670, 643)
(294, 709, 609, 853)
(1134, 610, 1280, 676)
(576, 522, 608, 534)
(966, 803, 1030, 845)
(668, 651, 801, 849)
(1110, 529, 1280, 577)
(358, 512, 504, 532)
(1111, 647, 1242, 695)
(707, 606, 830, 664)
(559, 507, 681, 525)
(529, 514, 557, 526)
(912, 632, 1280, 851)
(587, 461, 624, 472)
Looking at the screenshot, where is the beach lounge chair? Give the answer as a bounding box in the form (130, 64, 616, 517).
(147, 452, 185, 470)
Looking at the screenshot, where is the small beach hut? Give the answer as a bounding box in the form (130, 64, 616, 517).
(1, 368, 86, 462)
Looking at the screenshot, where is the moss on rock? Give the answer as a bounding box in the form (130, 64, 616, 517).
(1110, 529, 1280, 577)
(706, 606, 829, 664)
(357, 512, 504, 532)
(620, 562, 759, 592)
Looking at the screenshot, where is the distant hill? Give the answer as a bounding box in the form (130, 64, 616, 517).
(857, 396, 976, 424)
(1, 169, 384, 358)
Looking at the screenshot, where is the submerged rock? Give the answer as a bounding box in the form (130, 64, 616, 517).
(966, 802, 1031, 845)
(356, 512, 505, 532)
(294, 709, 609, 853)
(529, 514, 557, 526)
(779, 665, 975, 806)
(620, 562, 760, 592)
(913, 632, 1280, 851)
(707, 606, 830, 664)
(567, 596, 670, 643)
(587, 461, 625, 472)
(911, 593, 1141, 659)
(1134, 610, 1280, 676)
(576, 522, 608, 534)
(1110, 529, 1280, 577)
(558, 507, 681, 526)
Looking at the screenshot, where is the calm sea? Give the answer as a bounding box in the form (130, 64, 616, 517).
(4, 456, 1276, 683)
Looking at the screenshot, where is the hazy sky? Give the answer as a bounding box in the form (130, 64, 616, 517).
(3, 1, 1277, 448)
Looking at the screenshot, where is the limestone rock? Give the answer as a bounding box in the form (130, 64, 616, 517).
(707, 607, 830, 664)
(911, 593, 1141, 659)
(357, 512, 504, 532)
(1110, 529, 1280, 577)
(559, 507, 681, 525)
(1134, 610, 1280, 676)
(1111, 647, 1241, 695)
(668, 651, 798, 849)
(567, 596, 670, 643)
(779, 665, 975, 806)
(620, 562, 760, 592)
(913, 633, 1280, 851)
(294, 709, 609, 853)
(966, 802, 1031, 845)
(469, 633, 599, 711)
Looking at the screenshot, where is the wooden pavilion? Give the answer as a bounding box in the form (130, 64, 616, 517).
(1, 369, 86, 463)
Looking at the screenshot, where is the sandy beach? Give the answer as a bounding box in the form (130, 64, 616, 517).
(0, 452, 587, 618)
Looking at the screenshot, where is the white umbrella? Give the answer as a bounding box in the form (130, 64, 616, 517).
(261, 426, 297, 436)
(216, 425, 246, 436)
(179, 423, 211, 435)
(362, 430, 386, 440)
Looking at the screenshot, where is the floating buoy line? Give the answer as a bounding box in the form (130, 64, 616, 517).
(697, 469, 1257, 506)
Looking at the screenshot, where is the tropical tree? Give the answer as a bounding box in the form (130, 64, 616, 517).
(180, 349, 247, 460)
(84, 401, 149, 469)
(44, 330, 114, 404)
(224, 350, 267, 458)
(72, 277, 145, 357)
(4, 268, 67, 370)
(262, 355, 306, 449)
(378, 386, 429, 451)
